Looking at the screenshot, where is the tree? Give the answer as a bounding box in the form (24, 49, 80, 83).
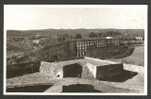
(98, 33, 103, 37)
(57, 33, 69, 42)
(75, 33, 82, 39)
(89, 32, 97, 38)
(105, 31, 121, 37)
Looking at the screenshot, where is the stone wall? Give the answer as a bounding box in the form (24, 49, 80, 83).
(39, 57, 125, 81)
(81, 63, 94, 79)
(39, 61, 95, 80)
(83, 63, 96, 78)
(39, 61, 63, 79)
(96, 64, 124, 80)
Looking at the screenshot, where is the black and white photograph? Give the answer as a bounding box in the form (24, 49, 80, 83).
(4, 5, 147, 95)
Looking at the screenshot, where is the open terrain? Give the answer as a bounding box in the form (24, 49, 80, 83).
(110, 45, 144, 66)
(7, 28, 144, 56)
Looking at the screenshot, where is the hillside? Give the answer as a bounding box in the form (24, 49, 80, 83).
(110, 46, 144, 66)
(7, 28, 144, 54)
(7, 28, 144, 38)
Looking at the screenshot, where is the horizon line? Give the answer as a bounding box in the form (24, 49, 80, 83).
(6, 28, 144, 31)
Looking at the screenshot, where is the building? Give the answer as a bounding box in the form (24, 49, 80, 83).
(39, 38, 131, 62)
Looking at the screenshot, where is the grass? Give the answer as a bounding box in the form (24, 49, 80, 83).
(110, 46, 144, 66)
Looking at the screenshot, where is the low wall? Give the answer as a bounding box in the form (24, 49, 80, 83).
(81, 63, 95, 79)
(40, 61, 96, 80)
(84, 57, 144, 74)
(84, 56, 117, 64)
(85, 63, 96, 78)
(40, 61, 63, 79)
(96, 64, 124, 80)
(39, 57, 141, 81)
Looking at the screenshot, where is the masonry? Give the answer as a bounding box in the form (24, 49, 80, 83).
(39, 57, 124, 80)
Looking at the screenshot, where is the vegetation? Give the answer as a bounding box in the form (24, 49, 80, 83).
(89, 32, 98, 38)
(6, 29, 144, 78)
(75, 33, 82, 39)
(121, 46, 144, 66)
(110, 46, 144, 66)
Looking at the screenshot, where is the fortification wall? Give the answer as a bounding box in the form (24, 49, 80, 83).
(40, 61, 63, 79)
(81, 63, 95, 79)
(39, 60, 95, 80)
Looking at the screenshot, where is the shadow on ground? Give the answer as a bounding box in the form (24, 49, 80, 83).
(63, 84, 101, 92)
(99, 70, 138, 82)
(7, 85, 52, 92)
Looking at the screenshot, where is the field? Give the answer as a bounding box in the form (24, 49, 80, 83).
(110, 45, 144, 66)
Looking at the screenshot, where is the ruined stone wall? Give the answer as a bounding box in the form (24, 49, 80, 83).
(81, 65, 94, 79)
(39, 61, 63, 79)
(39, 60, 96, 80)
(85, 63, 96, 78)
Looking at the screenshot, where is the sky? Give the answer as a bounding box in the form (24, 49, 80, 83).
(4, 5, 147, 30)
